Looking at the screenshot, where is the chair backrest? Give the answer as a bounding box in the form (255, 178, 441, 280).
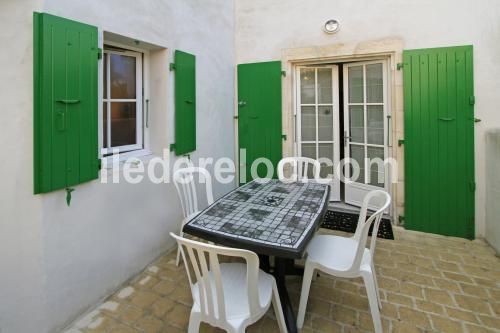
(278, 157, 321, 182)
(170, 233, 262, 325)
(173, 167, 214, 218)
(350, 190, 391, 271)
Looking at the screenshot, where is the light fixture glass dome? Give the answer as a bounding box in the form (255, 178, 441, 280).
(324, 19, 339, 34)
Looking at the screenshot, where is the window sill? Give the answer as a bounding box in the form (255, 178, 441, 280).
(101, 149, 153, 169)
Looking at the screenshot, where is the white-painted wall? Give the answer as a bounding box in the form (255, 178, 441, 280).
(235, 0, 500, 237)
(0, 1, 235, 332)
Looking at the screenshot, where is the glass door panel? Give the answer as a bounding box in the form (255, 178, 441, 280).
(297, 66, 340, 201)
(343, 61, 388, 207)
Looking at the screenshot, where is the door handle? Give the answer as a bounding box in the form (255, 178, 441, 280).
(344, 131, 351, 146)
(145, 99, 150, 128)
(184, 100, 193, 104)
(387, 115, 392, 147)
(238, 101, 247, 107)
(439, 117, 455, 121)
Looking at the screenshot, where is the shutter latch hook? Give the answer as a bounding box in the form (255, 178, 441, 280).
(66, 188, 75, 207)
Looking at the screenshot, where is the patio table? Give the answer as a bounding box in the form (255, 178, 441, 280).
(183, 179, 330, 333)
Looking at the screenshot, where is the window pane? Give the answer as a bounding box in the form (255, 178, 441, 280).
(366, 63, 383, 103)
(367, 146, 385, 187)
(348, 66, 363, 103)
(367, 105, 384, 145)
(318, 143, 333, 179)
(318, 106, 333, 141)
(317, 68, 332, 104)
(300, 68, 315, 104)
(110, 54, 136, 99)
(301, 106, 316, 141)
(301, 143, 316, 159)
(103, 103, 108, 148)
(111, 102, 137, 147)
(103, 54, 107, 99)
(349, 105, 364, 143)
(350, 145, 365, 183)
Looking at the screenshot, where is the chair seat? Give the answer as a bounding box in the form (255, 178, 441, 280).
(192, 263, 274, 321)
(306, 234, 372, 273)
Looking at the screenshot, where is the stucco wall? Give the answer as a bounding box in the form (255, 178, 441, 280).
(235, 0, 500, 237)
(0, 1, 235, 332)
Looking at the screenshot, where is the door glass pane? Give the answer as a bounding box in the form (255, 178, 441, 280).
(366, 63, 383, 103)
(367, 105, 384, 145)
(301, 106, 316, 141)
(103, 54, 107, 99)
(300, 68, 315, 104)
(349, 105, 364, 143)
(110, 54, 136, 99)
(348, 66, 364, 103)
(350, 145, 365, 183)
(318, 106, 333, 141)
(319, 143, 334, 179)
(317, 68, 332, 104)
(103, 103, 108, 148)
(367, 146, 385, 187)
(301, 143, 316, 160)
(111, 102, 137, 147)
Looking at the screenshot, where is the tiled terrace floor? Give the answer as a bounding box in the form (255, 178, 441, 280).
(66, 228, 500, 333)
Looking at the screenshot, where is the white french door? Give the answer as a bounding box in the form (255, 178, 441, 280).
(296, 65, 341, 201)
(343, 61, 390, 207)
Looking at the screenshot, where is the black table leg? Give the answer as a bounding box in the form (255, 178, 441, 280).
(258, 254, 271, 273)
(274, 257, 298, 333)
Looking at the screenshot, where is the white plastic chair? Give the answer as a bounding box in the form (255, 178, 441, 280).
(170, 233, 287, 333)
(277, 157, 321, 182)
(173, 167, 214, 266)
(296, 190, 391, 333)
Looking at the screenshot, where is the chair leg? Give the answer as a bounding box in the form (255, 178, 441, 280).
(371, 263, 382, 309)
(176, 231, 184, 267)
(176, 246, 182, 266)
(272, 281, 287, 333)
(188, 310, 201, 333)
(296, 263, 315, 329)
(362, 273, 383, 333)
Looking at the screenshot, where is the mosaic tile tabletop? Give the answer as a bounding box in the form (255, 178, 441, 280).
(183, 180, 330, 258)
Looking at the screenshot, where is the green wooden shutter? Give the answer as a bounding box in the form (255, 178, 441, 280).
(172, 50, 196, 155)
(34, 12, 99, 194)
(403, 45, 475, 239)
(237, 61, 282, 183)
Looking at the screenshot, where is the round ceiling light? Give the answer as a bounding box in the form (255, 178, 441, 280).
(324, 19, 340, 34)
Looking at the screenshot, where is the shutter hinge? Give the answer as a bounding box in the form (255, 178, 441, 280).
(97, 159, 102, 170)
(398, 215, 405, 224)
(97, 48, 102, 60)
(470, 181, 476, 192)
(397, 63, 404, 70)
(474, 118, 481, 123)
(282, 134, 287, 141)
(169, 63, 176, 71)
(398, 139, 404, 146)
(233, 115, 238, 119)
(169, 143, 176, 152)
(469, 96, 475, 105)
(281, 70, 286, 77)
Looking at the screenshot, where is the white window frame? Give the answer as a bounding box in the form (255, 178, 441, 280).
(101, 49, 143, 156)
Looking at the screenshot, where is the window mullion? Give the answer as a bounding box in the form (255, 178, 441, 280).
(315, 68, 319, 160)
(106, 53, 111, 149)
(363, 64, 368, 184)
